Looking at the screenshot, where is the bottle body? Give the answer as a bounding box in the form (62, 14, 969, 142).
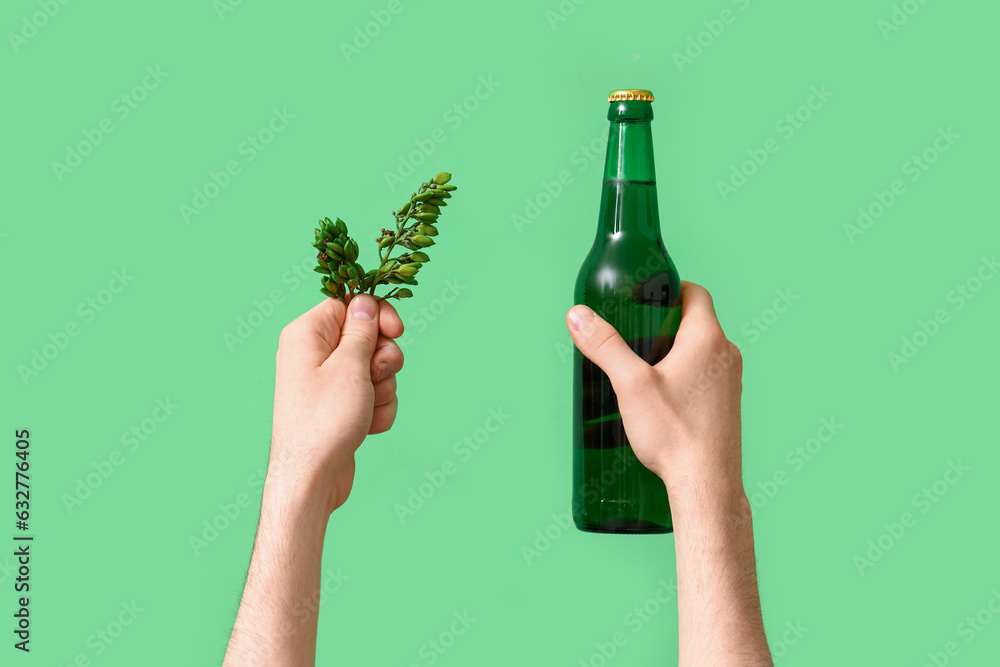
(572, 93, 681, 534)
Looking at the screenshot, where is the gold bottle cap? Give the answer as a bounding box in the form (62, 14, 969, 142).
(608, 89, 654, 102)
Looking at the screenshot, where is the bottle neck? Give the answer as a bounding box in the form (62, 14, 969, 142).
(598, 101, 660, 238)
(602, 120, 657, 184)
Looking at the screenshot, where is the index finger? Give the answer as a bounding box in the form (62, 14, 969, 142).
(277, 297, 347, 371)
(378, 299, 404, 339)
(676, 280, 724, 336)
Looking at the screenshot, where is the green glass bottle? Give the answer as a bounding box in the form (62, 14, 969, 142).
(572, 89, 682, 534)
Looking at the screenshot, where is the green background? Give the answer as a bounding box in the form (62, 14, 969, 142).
(3, 0, 998, 664)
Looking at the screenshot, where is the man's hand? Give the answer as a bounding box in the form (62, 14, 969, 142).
(566, 280, 743, 500)
(269, 294, 405, 515)
(566, 280, 772, 667)
(224, 295, 404, 667)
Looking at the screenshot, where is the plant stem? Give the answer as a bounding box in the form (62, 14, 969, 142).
(369, 191, 421, 295)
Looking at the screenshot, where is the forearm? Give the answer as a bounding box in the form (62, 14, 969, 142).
(668, 475, 772, 667)
(224, 476, 329, 667)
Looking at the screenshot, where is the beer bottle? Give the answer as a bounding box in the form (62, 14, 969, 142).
(573, 89, 682, 534)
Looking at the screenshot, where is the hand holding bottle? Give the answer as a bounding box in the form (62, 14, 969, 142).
(567, 280, 772, 666)
(567, 280, 744, 502)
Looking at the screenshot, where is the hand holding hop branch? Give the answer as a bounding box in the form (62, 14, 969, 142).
(311, 172, 458, 302)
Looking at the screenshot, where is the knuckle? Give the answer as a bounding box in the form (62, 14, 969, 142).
(727, 341, 743, 367)
(338, 355, 371, 380)
(340, 328, 376, 348)
(277, 322, 300, 348)
(616, 366, 649, 393)
(380, 342, 404, 370)
(588, 325, 618, 356)
(696, 323, 728, 352)
(376, 375, 398, 394)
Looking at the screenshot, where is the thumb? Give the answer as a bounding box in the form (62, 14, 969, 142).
(336, 295, 381, 370)
(566, 305, 648, 387)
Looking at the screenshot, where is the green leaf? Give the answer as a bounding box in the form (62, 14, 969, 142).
(396, 288, 414, 298)
(397, 265, 419, 277)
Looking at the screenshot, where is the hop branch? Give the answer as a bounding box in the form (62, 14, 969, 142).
(311, 172, 457, 302)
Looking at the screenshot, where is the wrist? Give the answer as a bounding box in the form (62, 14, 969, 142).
(663, 466, 749, 523)
(260, 465, 333, 533)
(266, 436, 356, 515)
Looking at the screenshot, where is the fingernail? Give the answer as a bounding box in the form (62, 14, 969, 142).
(568, 305, 595, 332)
(352, 295, 376, 321)
(377, 362, 391, 382)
